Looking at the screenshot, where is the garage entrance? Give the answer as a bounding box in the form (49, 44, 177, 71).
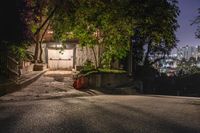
(48, 48, 74, 70)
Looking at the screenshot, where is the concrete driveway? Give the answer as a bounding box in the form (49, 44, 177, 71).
(0, 71, 94, 101)
(0, 95, 199, 133)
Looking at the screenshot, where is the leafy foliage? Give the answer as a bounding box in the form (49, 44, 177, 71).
(10, 46, 34, 61)
(52, 0, 135, 68)
(132, 0, 180, 66)
(177, 57, 200, 75)
(51, 0, 179, 70)
(80, 60, 95, 74)
(0, 0, 32, 47)
(0, 0, 180, 74)
(80, 68, 127, 77)
(192, 8, 200, 39)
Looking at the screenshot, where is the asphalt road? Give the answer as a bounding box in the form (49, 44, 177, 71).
(0, 95, 199, 133)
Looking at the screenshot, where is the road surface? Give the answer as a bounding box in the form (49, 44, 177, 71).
(0, 95, 199, 133)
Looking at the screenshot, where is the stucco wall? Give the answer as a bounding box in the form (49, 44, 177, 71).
(44, 42, 103, 69)
(75, 45, 100, 67)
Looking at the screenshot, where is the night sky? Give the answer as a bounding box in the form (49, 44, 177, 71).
(176, 0, 200, 47)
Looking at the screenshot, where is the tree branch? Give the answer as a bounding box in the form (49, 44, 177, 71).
(40, 20, 52, 43)
(150, 55, 166, 65)
(143, 39, 152, 65)
(34, 7, 57, 36)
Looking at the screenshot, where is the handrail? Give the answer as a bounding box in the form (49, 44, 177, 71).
(6, 56, 21, 77)
(7, 67, 20, 76)
(7, 56, 19, 65)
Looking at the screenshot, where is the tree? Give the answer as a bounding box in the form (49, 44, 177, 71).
(52, 0, 105, 69)
(0, 0, 35, 77)
(0, 0, 32, 50)
(51, 0, 179, 71)
(0, 0, 39, 64)
(100, 0, 135, 68)
(131, 0, 179, 67)
(22, 0, 55, 63)
(22, 0, 179, 71)
(0, 0, 78, 63)
(0, 0, 50, 61)
(192, 8, 200, 39)
(177, 57, 200, 75)
(188, 57, 197, 66)
(52, 0, 135, 69)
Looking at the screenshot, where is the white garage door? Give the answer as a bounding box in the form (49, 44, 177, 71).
(48, 49, 73, 70)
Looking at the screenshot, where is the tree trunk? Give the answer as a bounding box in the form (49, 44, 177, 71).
(39, 43, 43, 63)
(34, 36, 40, 63)
(150, 55, 166, 65)
(91, 46, 98, 69)
(33, 7, 56, 63)
(34, 13, 43, 63)
(39, 20, 51, 63)
(97, 44, 101, 67)
(144, 39, 152, 66)
(96, 30, 101, 67)
(130, 36, 134, 76)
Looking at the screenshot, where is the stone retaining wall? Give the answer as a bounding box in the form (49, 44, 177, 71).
(87, 73, 134, 89)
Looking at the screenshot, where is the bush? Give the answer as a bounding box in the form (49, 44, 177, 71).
(10, 46, 34, 62)
(98, 68, 126, 74)
(80, 60, 95, 74)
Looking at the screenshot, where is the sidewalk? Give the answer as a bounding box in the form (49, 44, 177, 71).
(0, 70, 139, 101)
(0, 71, 103, 102)
(0, 70, 47, 96)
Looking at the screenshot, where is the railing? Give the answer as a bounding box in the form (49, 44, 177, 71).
(0, 54, 20, 80)
(0, 53, 8, 77)
(7, 56, 21, 77)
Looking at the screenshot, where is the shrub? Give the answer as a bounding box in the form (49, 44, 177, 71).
(80, 60, 95, 74)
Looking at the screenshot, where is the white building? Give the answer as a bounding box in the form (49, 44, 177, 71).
(177, 45, 198, 60)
